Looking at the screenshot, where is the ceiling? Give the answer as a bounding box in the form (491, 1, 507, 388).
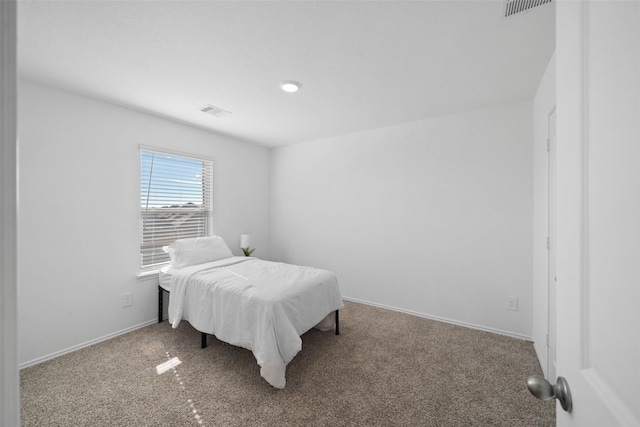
(17, 0, 555, 148)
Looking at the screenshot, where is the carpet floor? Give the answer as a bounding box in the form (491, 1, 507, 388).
(21, 300, 555, 426)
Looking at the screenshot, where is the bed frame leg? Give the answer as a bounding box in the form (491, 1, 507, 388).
(158, 286, 163, 323)
(201, 332, 207, 349)
(335, 310, 340, 335)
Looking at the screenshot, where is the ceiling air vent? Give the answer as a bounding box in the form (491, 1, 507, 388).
(502, 0, 552, 18)
(200, 104, 232, 118)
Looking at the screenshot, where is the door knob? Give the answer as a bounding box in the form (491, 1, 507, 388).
(527, 374, 572, 412)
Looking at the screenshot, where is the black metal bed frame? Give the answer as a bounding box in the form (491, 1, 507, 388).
(158, 285, 340, 349)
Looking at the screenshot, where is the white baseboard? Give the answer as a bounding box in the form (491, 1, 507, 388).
(20, 319, 158, 370)
(342, 296, 533, 342)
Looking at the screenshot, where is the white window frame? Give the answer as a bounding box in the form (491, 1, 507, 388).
(139, 146, 213, 273)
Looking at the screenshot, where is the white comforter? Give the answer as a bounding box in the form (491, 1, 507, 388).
(167, 257, 343, 388)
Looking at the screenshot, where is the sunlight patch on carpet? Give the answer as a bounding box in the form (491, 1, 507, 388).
(156, 357, 182, 375)
(159, 351, 205, 425)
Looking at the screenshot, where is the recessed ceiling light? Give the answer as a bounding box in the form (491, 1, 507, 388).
(280, 80, 301, 93)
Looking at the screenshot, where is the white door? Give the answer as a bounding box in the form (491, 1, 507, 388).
(555, 1, 640, 425)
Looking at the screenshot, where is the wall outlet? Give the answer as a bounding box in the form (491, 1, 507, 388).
(121, 292, 133, 307)
(506, 296, 518, 311)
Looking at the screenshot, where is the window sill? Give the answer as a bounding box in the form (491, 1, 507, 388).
(137, 270, 160, 281)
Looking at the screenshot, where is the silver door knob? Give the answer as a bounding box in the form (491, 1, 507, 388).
(527, 374, 572, 412)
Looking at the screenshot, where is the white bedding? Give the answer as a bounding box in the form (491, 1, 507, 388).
(158, 267, 172, 291)
(166, 256, 343, 388)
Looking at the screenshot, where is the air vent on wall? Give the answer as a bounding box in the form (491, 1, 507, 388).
(502, 0, 552, 18)
(200, 104, 232, 118)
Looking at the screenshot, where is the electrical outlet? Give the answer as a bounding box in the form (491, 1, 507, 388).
(122, 292, 133, 307)
(506, 296, 518, 311)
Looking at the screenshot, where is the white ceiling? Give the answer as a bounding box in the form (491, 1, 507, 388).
(17, 0, 555, 148)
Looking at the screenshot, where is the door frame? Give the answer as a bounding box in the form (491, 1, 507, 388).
(546, 105, 557, 383)
(0, 1, 20, 426)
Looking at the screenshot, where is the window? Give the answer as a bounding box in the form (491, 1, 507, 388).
(140, 148, 213, 269)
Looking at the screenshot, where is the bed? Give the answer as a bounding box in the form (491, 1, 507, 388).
(157, 236, 343, 389)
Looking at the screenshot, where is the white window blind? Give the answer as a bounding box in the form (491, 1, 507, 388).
(140, 148, 213, 269)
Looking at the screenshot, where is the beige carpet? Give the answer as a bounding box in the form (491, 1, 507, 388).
(21, 300, 555, 426)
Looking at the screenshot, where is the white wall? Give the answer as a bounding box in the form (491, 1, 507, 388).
(17, 79, 271, 366)
(532, 52, 556, 375)
(271, 101, 534, 338)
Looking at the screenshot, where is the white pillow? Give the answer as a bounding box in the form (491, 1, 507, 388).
(165, 236, 233, 269)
